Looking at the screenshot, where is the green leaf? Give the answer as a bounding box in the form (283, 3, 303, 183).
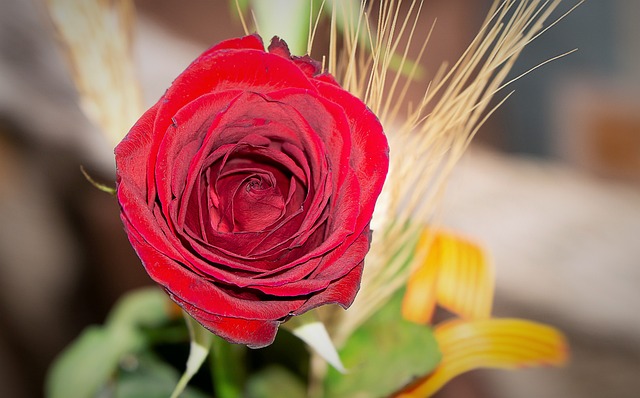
(246, 366, 307, 398)
(250, 0, 311, 55)
(116, 353, 209, 398)
(46, 326, 136, 398)
(46, 288, 171, 398)
(106, 288, 171, 330)
(324, 292, 441, 398)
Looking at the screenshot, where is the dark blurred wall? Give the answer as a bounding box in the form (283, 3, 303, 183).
(500, 1, 618, 156)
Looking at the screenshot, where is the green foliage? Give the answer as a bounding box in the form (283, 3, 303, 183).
(324, 292, 441, 398)
(46, 288, 171, 398)
(46, 280, 440, 398)
(246, 366, 307, 398)
(209, 334, 248, 398)
(115, 353, 208, 398)
(251, 0, 311, 55)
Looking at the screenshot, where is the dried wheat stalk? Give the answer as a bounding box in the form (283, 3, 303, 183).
(45, 0, 143, 148)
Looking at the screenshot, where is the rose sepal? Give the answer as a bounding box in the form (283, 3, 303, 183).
(282, 311, 346, 374)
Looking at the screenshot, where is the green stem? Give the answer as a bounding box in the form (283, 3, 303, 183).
(210, 336, 246, 398)
(307, 351, 328, 398)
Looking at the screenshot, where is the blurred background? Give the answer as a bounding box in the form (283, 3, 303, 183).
(0, 0, 638, 397)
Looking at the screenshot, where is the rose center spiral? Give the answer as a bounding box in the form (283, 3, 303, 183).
(208, 152, 292, 234)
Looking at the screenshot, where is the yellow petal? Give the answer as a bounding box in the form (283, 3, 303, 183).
(402, 230, 494, 323)
(402, 231, 440, 324)
(395, 318, 569, 397)
(436, 234, 495, 321)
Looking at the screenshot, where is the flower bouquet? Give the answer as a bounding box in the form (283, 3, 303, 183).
(45, 1, 576, 397)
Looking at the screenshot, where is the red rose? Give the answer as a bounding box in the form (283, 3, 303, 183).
(115, 34, 388, 348)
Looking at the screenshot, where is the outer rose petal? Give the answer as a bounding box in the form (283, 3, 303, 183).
(173, 296, 280, 349)
(267, 36, 321, 77)
(115, 102, 160, 196)
(207, 33, 264, 52)
(313, 73, 341, 86)
(295, 257, 365, 314)
(123, 220, 303, 321)
(313, 79, 389, 234)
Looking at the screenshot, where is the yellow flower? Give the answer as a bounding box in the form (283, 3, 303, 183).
(397, 229, 569, 397)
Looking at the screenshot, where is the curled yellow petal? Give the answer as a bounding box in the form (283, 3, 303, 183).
(402, 230, 494, 324)
(395, 318, 569, 397)
(402, 231, 440, 324)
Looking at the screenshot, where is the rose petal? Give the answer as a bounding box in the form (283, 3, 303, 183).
(207, 34, 264, 52)
(250, 224, 370, 297)
(115, 102, 160, 200)
(123, 219, 303, 320)
(173, 297, 280, 349)
(155, 90, 244, 229)
(313, 79, 389, 237)
(145, 47, 319, 207)
(295, 258, 365, 314)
